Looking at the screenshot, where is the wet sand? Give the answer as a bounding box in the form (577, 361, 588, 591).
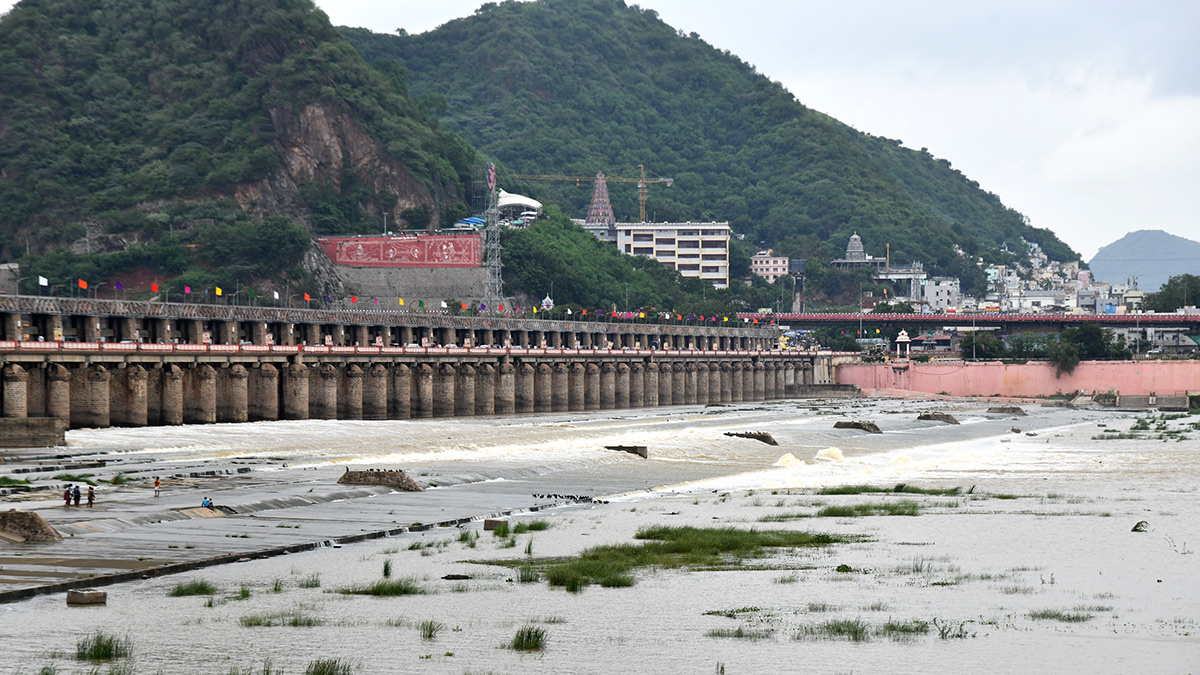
(1, 399, 1198, 673)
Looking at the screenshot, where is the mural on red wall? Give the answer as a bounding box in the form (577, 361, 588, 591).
(318, 235, 482, 268)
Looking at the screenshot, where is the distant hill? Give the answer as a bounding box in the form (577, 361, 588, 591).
(1088, 230, 1200, 291)
(343, 0, 1079, 295)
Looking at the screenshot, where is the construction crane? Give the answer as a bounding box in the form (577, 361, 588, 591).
(513, 165, 673, 223)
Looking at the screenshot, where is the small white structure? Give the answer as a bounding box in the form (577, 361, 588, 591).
(895, 329, 911, 358)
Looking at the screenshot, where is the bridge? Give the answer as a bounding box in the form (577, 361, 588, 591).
(0, 296, 854, 439)
(743, 312, 1200, 334)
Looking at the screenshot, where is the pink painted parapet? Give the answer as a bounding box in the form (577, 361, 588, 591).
(838, 360, 1200, 397)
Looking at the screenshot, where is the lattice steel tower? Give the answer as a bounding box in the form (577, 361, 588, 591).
(481, 162, 504, 314)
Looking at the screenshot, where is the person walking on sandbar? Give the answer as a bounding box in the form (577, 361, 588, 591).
(154, 477, 161, 497)
(87, 487, 95, 508)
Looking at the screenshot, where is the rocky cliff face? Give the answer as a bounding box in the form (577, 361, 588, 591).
(233, 103, 440, 231)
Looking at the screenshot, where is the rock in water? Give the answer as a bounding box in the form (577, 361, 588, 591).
(1131, 520, 1150, 532)
(723, 431, 779, 445)
(0, 510, 62, 543)
(833, 420, 882, 434)
(988, 406, 1027, 416)
(917, 413, 959, 425)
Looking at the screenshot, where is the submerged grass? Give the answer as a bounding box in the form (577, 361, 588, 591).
(510, 625, 546, 651)
(818, 484, 960, 496)
(795, 618, 871, 642)
(1028, 609, 1095, 622)
(239, 610, 323, 627)
(75, 631, 131, 661)
(538, 525, 850, 592)
(816, 501, 921, 517)
(338, 577, 426, 596)
(706, 625, 774, 640)
(304, 659, 351, 675)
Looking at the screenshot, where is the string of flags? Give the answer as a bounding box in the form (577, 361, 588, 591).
(44, 278, 773, 324)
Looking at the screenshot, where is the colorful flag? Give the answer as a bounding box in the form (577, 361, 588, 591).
(350, 295, 357, 303)
(481, 304, 487, 311)
(582, 309, 587, 315)
(461, 302, 467, 310)
(215, 287, 223, 296)
(325, 296, 332, 302)
(304, 293, 310, 301)
(184, 285, 191, 294)
(248, 289, 255, 298)
(532, 307, 538, 314)
(374, 298, 378, 305)
(723, 317, 729, 322)
(115, 281, 124, 291)
(78, 279, 88, 290)
(418, 300, 425, 308)
(399, 298, 405, 305)
(273, 290, 279, 300)
(566, 308, 573, 315)
(639, 312, 645, 318)
(38, 275, 48, 286)
(151, 283, 159, 293)
(499, 304, 505, 311)
(441, 301, 448, 309)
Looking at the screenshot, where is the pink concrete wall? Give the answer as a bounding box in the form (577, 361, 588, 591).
(838, 360, 1200, 397)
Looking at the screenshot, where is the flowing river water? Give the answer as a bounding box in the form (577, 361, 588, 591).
(1, 398, 1197, 673)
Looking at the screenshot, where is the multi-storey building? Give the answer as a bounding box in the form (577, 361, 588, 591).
(614, 222, 731, 288)
(921, 276, 961, 312)
(750, 250, 789, 283)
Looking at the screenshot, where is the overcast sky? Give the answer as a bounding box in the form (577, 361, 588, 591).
(4, 0, 1195, 260)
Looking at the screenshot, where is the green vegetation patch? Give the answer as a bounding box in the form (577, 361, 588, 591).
(707, 625, 774, 640)
(512, 520, 551, 534)
(530, 525, 850, 592)
(169, 579, 217, 596)
(0, 476, 31, 487)
(304, 658, 352, 675)
(53, 474, 98, 486)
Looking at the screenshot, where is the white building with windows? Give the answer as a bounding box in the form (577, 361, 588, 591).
(750, 250, 789, 283)
(921, 276, 961, 312)
(614, 221, 730, 288)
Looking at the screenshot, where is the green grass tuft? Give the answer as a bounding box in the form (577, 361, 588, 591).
(419, 619, 443, 640)
(0, 476, 31, 487)
(517, 566, 540, 583)
(239, 610, 322, 627)
(54, 473, 98, 486)
(75, 631, 131, 661)
(492, 521, 510, 538)
(382, 559, 392, 578)
(878, 619, 929, 639)
(818, 484, 959, 496)
(512, 520, 550, 534)
(510, 625, 546, 651)
(298, 573, 321, 588)
(170, 579, 217, 596)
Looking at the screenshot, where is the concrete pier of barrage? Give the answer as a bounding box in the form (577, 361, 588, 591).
(0, 296, 855, 440)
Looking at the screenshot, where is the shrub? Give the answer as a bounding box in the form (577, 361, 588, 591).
(75, 631, 131, 661)
(170, 579, 217, 596)
(510, 625, 546, 651)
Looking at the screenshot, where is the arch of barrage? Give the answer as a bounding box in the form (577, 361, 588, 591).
(0, 296, 843, 429)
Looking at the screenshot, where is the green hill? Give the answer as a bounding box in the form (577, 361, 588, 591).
(345, 0, 1078, 295)
(0, 0, 474, 292)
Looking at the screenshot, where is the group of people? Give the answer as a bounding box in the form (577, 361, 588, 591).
(63, 484, 94, 508)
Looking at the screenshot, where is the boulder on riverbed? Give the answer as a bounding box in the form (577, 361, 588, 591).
(834, 420, 882, 434)
(917, 413, 959, 425)
(0, 509, 62, 543)
(987, 406, 1027, 416)
(338, 469, 423, 492)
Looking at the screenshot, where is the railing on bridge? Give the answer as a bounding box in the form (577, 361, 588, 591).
(740, 312, 1200, 326)
(0, 339, 815, 358)
(0, 295, 772, 336)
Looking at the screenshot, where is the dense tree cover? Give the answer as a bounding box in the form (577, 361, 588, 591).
(1144, 274, 1200, 312)
(17, 201, 311, 296)
(344, 0, 1078, 300)
(0, 0, 473, 257)
(961, 324, 1130, 376)
(502, 208, 787, 316)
